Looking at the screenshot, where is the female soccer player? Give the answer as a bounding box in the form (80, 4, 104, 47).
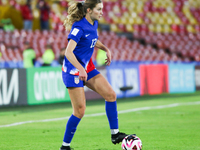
(60, 1, 128, 149)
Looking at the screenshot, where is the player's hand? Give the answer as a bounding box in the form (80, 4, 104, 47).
(79, 69, 87, 81)
(105, 50, 112, 66)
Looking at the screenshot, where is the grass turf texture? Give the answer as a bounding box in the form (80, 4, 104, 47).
(0, 92, 200, 150)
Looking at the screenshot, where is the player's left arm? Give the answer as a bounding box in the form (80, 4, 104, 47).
(95, 40, 111, 66)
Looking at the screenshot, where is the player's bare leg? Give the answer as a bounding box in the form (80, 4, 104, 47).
(68, 87, 86, 119)
(85, 74, 116, 102)
(60, 87, 85, 150)
(85, 74, 128, 144)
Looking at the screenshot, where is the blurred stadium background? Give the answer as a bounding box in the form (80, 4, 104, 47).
(0, 0, 200, 149)
(0, 0, 200, 64)
(0, 0, 200, 106)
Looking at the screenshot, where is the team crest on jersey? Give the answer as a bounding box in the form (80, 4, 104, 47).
(74, 76, 79, 84)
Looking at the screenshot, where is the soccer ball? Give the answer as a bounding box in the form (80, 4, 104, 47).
(121, 134, 142, 150)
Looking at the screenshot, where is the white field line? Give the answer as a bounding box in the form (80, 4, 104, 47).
(0, 101, 200, 128)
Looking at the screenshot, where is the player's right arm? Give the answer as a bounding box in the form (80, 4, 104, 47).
(65, 39, 87, 81)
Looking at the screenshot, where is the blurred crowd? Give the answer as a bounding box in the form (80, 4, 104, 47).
(0, 0, 70, 67)
(0, 0, 69, 31)
(0, 0, 200, 68)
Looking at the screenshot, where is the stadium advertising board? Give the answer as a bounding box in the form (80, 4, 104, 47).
(0, 68, 27, 107)
(169, 64, 195, 93)
(26, 67, 70, 105)
(195, 66, 200, 91)
(107, 63, 140, 98)
(84, 66, 106, 100)
(140, 64, 169, 95)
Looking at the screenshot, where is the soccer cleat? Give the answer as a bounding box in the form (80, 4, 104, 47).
(111, 132, 127, 144)
(111, 132, 136, 144)
(60, 145, 74, 150)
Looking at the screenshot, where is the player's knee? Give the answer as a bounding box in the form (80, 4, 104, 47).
(78, 107, 85, 118)
(105, 90, 116, 102)
(74, 105, 86, 118)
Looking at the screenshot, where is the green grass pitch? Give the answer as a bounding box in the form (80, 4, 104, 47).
(0, 92, 200, 150)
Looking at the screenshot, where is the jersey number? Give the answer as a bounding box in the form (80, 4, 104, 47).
(90, 38, 97, 48)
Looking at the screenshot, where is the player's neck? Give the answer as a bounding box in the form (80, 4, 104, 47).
(85, 15, 94, 25)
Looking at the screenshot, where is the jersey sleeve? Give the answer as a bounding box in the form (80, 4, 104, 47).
(68, 26, 84, 43)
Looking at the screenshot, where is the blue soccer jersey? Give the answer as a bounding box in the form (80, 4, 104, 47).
(62, 17, 98, 75)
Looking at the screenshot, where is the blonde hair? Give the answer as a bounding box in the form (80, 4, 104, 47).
(63, 0, 102, 30)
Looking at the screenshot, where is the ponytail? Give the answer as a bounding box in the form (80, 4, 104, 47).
(64, 0, 102, 30)
(63, 1, 85, 30)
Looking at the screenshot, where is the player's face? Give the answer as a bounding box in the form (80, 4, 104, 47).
(90, 3, 103, 21)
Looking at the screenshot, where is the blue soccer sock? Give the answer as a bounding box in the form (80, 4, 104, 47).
(63, 114, 81, 144)
(105, 101, 119, 133)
